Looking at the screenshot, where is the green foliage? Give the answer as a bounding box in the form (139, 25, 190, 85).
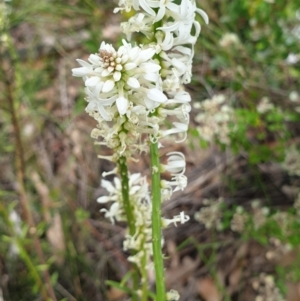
(1, 0, 300, 300)
(194, 0, 300, 165)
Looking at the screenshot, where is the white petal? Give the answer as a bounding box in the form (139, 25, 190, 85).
(127, 77, 140, 89)
(124, 62, 137, 70)
(193, 21, 201, 39)
(116, 97, 129, 115)
(154, 3, 165, 22)
(161, 31, 174, 51)
(158, 22, 179, 32)
(102, 69, 112, 77)
(143, 72, 159, 82)
(174, 91, 191, 103)
(97, 104, 111, 121)
(172, 57, 187, 69)
(85, 76, 100, 87)
(121, 54, 129, 64)
(100, 179, 115, 193)
(147, 89, 168, 103)
(172, 46, 192, 56)
(139, 0, 155, 16)
(128, 47, 141, 61)
(94, 82, 104, 97)
(97, 196, 110, 203)
(129, 173, 141, 184)
(173, 122, 188, 131)
(102, 80, 115, 92)
(137, 48, 155, 64)
(166, 3, 179, 13)
(88, 54, 101, 65)
(76, 59, 92, 68)
(140, 62, 161, 72)
(196, 8, 209, 24)
(113, 71, 121, 81)
(72, 67, 89, 77)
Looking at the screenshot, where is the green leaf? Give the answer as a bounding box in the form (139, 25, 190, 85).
(106, 280, 132, 294)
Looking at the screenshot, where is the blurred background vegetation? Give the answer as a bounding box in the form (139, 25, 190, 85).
(1, 0, 300, 300)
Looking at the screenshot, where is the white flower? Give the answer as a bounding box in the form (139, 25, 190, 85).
(166, 289, 180, 301)
(159, 103, 191, 124)
(97, 173, 152, 225)
(256, 97, 274, 114)
(161, 122, 188, 142)
(286, 53, 299, 65)
(121, 13, 155, 40)
(72, 40, 162, 118)
(194, 198, 224, 230)
(219, 33, 240, 48)
(161, 152, 186, 175)
(161, 174, 187, 192)
(158, 0, 208, 41)
(166, 91, 191, 104)
(160, 50, 194, 84)
(194, 94, 235, 145)
(289, 91, 299, 102)
(100, 203, 124, 224)
(162, 211, 190, 227)
(84, 88, 116, 120)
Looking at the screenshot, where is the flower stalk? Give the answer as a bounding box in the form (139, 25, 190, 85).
(118, 156, 136, 235)
(118, 156, 140, 301)
(150, 140, 165, 301)
(72, 0, 208, 299)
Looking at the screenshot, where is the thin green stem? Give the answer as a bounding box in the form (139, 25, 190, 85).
(118, 156, 135, 236)
(150, 141, 166, 301)
(140, 233, 149, 301)
(117, 156, 138, 301)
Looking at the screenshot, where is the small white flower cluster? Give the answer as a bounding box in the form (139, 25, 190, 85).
(73, 1, 208, 161)
(194, 198, 224, 230)
(252, 273, 285, 301)
(117, 0, 208, 85)
(256, 97, 275, 114)
(73, 40, 166, 159)
(73, 0, 208, 291)
(231, 200, 269, 233)
(97, 154, 189, 273)
(289, 91, 300, 102)
(219, 33, 240, 48)
(271, 212, 291, 235)
(251, 200, 269, 230)
(72, 1, 208, 201)
(281, 145, 300, 177)
(98, 173, 153, 271)
(266, 237, 292, 262)
(166, 289, 180, 301)
(288, 90, 300, 113)
(194, 94, 235, 145)
(160, 151, 188, 200)
(194, 198, 272, 233)
(230, 206, 248, 233)
(294, 193, 300, 219)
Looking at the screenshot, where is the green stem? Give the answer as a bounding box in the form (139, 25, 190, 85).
(150, 141, 166, 301)
(140, 234, 149, 301)
(118, 156, 136, 236)
(117, 156, 138, 301)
